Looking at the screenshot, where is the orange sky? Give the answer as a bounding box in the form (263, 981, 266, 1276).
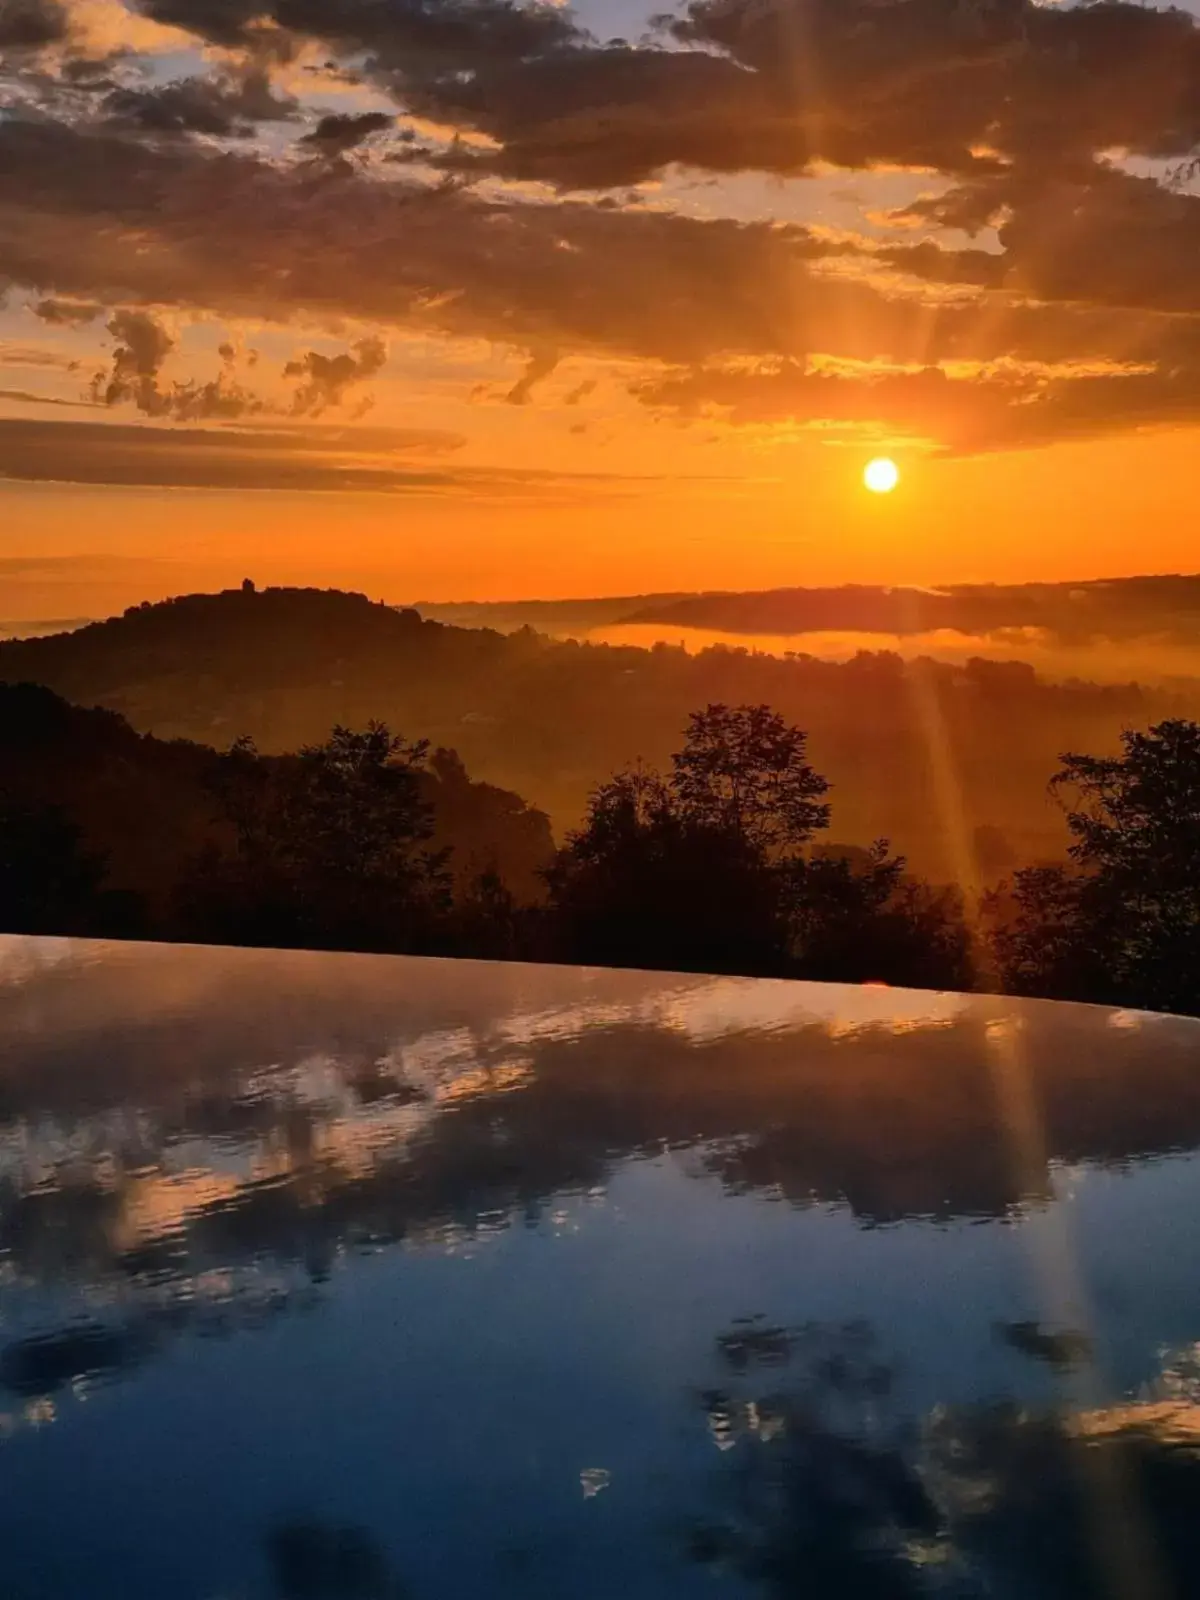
(4, 424, 1200, 618)
(5, 0, 1200, 618)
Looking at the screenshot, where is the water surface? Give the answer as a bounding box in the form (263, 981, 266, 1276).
(1, 937, 1199, 1598)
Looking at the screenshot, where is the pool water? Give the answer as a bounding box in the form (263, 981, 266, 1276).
(0, 937, 1198, 1599)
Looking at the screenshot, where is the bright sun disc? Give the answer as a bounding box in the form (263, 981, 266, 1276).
(864, 457, 900, 494)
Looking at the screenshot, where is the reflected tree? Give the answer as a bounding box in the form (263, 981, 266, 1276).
(268, 1520, 408, 1599)
(689, 1317, 1200, 1599)
(689, 1321, 940, 1599)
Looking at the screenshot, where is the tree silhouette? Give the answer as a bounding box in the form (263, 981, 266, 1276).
(183, 723, 452, 953)
(672, 703, 830, 857)
(992, 719, 1200, 1012)
(0, 792, 138, 936)
(545, 707, 970, 987)
(544, 764, 786, 973)
(787, 841, 972, 990)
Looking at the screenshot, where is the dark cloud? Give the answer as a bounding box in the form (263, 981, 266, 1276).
(102, 69, 299, 139)
(505, 346, 557, 405)
(284, 336, 387, 415)
(299, 110, 394, 155)
(640, 358, 1200, 454)
(8, 111, 1200, 456)
(0, 387, 96, 408)
(32, 296, 104, 326)
(5, 0, 1200, 455)
(132, 0, 577, 74)
(0, 416, 445, 489)
(659, 0, 1200, 181)
(412, 46, 782, 191)
(222, 0, 1200, 193)
(92, 308, 175, 413)
(0, 416, 692, 492)
(1, 341, 80, 369)
(88, 311, 393, 422)
(233, 420, 466, 451)
(90, 309, 269, 420)
(0, 117, 857, 363)
(910, 162, 1200, 317)
(0, 0, 67, 51)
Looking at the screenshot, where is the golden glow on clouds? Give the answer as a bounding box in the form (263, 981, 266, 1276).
(5, 0, 1200, 597)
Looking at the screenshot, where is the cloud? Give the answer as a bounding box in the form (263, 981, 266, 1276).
(0, 386, 96, 407)
(9, 109, 1200, 453)
(0, 415, 698, 493)
(0, 117, 863, 364)
(0, 0, 68, 51)
(32, 296, 104, 326)
(1, 341, 80, 369)
(92, 307, 176, 413)
(90, 308, 267, 419)
(284, 335, 387, 415)
(133, 0, 576, 76)
(236, 0, 1200, 193)
(299, 110, 393, 156)
(505, 346, 557, 406)
(5, 2, 1200, 455)
(87, 310, 394, 421)
(101, 68, 299, 139)
(639, 357, 1200, 454)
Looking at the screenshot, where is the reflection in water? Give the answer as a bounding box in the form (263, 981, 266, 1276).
(268, 1521, 409, 1599)
(693, 1320, 1200, 1599)
(0, 937, 1198, 1597)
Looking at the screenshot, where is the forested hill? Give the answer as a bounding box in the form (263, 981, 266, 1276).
(0, 679, 552, 924)
(2, 585, 1191, 881)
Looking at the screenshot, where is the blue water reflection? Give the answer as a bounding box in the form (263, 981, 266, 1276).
(0, 937, 1199, 1597)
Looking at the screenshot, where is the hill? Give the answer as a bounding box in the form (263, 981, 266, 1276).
(0, 678, 553, 927)
(417, 574, 1200, 655)
(2, 585, 1193, 882)
(623, 574, 1200, 646)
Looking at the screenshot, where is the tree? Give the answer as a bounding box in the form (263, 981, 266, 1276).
(0, 793, 139, 936)
(450, 867, 524, 961)
(672, 704, 830, 857)
(544, 766, 786, 974)
(544, 705, 969, 988)
(183, 723, 452, 953)
(787, 841, 973, 990)
(992, 720, 1200, 1013)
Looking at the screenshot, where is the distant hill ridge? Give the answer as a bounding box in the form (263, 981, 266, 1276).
(2, 583, 1194, 881)
(420, 573, 1200, 647)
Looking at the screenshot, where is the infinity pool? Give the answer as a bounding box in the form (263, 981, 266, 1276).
(0, 937, 1198, 1598)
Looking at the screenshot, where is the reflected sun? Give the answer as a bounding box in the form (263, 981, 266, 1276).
(864, 457, 900, 494)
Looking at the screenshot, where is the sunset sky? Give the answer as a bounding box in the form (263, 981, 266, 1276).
(4, 0, 1200, 616)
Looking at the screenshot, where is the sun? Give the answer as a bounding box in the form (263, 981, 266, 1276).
(864, 457, 900, 494)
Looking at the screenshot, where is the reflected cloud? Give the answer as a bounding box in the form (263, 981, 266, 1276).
(691, 1318, 1200, 1599)
(0, 939, 1198, 1596)
(0, 936, 1199, 1438)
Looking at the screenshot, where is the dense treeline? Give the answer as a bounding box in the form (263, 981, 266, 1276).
(2, 675, 1199, 1015)
(0, 683, 551, 943)
(3, 585, 1194, 883)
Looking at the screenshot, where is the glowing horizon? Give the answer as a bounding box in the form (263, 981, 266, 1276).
(4, 0, 1200, 609)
